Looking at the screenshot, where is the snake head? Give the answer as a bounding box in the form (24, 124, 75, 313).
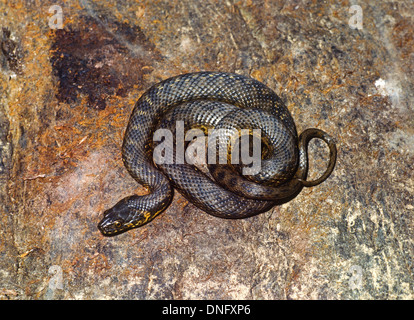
(98, 196, 153, 236)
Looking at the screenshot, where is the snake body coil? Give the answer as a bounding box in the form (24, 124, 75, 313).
(98, 72, 337, 236)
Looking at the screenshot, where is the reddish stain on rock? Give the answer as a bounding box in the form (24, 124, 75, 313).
(50, 15, 162, 110)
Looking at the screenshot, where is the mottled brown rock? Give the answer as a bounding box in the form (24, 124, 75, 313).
(0, 0, 413, 300)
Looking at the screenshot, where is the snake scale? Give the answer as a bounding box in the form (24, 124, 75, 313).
(98, 72, 337, 236)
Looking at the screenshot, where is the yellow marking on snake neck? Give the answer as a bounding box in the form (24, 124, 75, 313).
(144, 95, 153, 105)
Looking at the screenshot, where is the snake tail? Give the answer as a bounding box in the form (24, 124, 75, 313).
(295, 128, 337, 187)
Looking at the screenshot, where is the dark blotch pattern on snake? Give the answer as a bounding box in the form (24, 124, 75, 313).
(98, 72, 337, 236)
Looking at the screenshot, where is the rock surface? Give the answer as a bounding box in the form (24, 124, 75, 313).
(0, 0, 413, 299)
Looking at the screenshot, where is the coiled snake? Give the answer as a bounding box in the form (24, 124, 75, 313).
(98, 72, 337, 236)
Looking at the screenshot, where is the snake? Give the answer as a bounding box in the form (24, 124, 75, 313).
(98, 72, 337, 236)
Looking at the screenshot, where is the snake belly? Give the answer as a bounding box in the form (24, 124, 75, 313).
(98, 72, 337, 236)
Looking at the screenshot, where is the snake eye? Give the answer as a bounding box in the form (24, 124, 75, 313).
(113, 220, 123, 228)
